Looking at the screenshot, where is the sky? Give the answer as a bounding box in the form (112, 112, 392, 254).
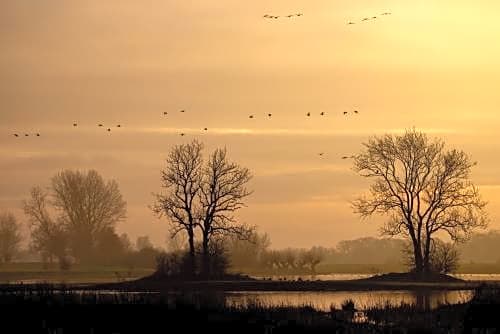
(1, 0, 500, 249)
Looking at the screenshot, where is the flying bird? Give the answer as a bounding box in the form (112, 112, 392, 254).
(296, 13, 303, 16)
(163, 112, 168, 115)
(107, 128, 111, 132)
(180, 133, 185, 136)
(306, 112, 310, 117)
(354, 110, 359, 114)
(116, 125, 121, 128)
(204, 128, 208, 131)
(24, 134, 29, 136)
(348, 21, 355, 25)
(319, 153, 324, 156)
(362, 17, 369, 21)
(343, 111, 348, 115)
(249, 115, 254, 119)
(179, 109, 185, 113)
(73, 123, 77, 127)
(342, 155, 354, 159)
(13, 134, 18, 137)
(98, 124, 103, 127)
(381, 12, 392, 15)
(268, 113, 272, 117)
(372, 16, 377, 19)
(320, 112, 325, 116)
(287, 14, 294, 18)
(36, 133, 40, 137)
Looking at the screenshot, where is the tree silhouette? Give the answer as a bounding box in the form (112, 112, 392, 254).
(199, 148, 253, 276)
(24, 170, 126, 264)
(0, 212, 22, 263)
(51, 170, 127, 263)
(153, 140, 204, 275)
(352, 129, 487, 277)
(23, 187, 68, 267)
(153, 140, 253, 277)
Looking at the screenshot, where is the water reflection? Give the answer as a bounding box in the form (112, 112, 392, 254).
(225, 290, 473, 311)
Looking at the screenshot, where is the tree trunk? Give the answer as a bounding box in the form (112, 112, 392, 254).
(408, 227, 424, 279)
(412, 240, 424, 278)
(187, 229, 196, 276)
(423, 235, 432, 276)
(201, 232, 210, 278)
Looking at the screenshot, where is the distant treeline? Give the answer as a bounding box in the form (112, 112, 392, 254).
(5, 226, 500, 275)
(224, 230, 500, 275)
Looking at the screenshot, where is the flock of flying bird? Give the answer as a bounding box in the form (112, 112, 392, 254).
(261, 11, 391, 25)
(10, 9, 386, 160)
(12, 123, 122, 138)
(263, 13, 303, 20)
(11, 108, 361, 159)
(347, 11, 392, 25)
(162, 109, 361, 140)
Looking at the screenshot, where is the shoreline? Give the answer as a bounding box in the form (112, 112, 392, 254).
(1, 278, 497, 292)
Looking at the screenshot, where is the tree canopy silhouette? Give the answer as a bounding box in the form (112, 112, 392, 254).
(153, 140, 204, 275)
(23, 187, 68, 266)
(0, 212, 22, 263)
(352, 129, 487, 277)
(199, 148, 253, 275)
(153, 140, 253, 277)
(24, 170, 126, 264)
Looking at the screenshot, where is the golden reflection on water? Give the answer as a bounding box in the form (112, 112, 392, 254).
(225, 290, 474, 311)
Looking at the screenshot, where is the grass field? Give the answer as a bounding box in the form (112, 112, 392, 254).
(0, 262, 154, 284)
(2, 261, 500, 284)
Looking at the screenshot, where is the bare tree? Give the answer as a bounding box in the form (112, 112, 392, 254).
(51, 170, 127, 262)
(430, 240, 460, 274)
(403, 239, 460, 275)
(153, 140, 204, 275)
(282, 248, 298, 270)
(300, 247, 325, 274)
(24, 171, 126, 264)
(0, 212, 22, 263)
(199, 148, 253, 276)
(23, 187, 68, 267)
(154, 141, 253, 277)
(352, 129, 487, 277)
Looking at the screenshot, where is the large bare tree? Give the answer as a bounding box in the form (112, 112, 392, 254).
(23, 187, 68, 265)
(153, 140, 204, 274)
(24, 170, 126, 264)
(352, 129, 487, 277)
(153, 141, 253, 277)
(0, 212, 22, 263)
(199, 148, 253, 276)
(51, 169, 127, 262)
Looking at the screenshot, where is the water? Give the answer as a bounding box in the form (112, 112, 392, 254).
(225, 289, 474, 311)
(452, 273, 500, 281)
(0, 289, 472, 311)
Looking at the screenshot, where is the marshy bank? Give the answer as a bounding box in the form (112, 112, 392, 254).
(0, 285, 499, 333)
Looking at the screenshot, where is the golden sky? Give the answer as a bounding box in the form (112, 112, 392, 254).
(1, 0, 500, 248)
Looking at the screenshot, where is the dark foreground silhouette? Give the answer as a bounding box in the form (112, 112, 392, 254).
(0, 285, 499, 333)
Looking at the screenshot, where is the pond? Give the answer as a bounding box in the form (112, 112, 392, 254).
(0, 288, 474, 311)
(225, 289, 474, 311)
